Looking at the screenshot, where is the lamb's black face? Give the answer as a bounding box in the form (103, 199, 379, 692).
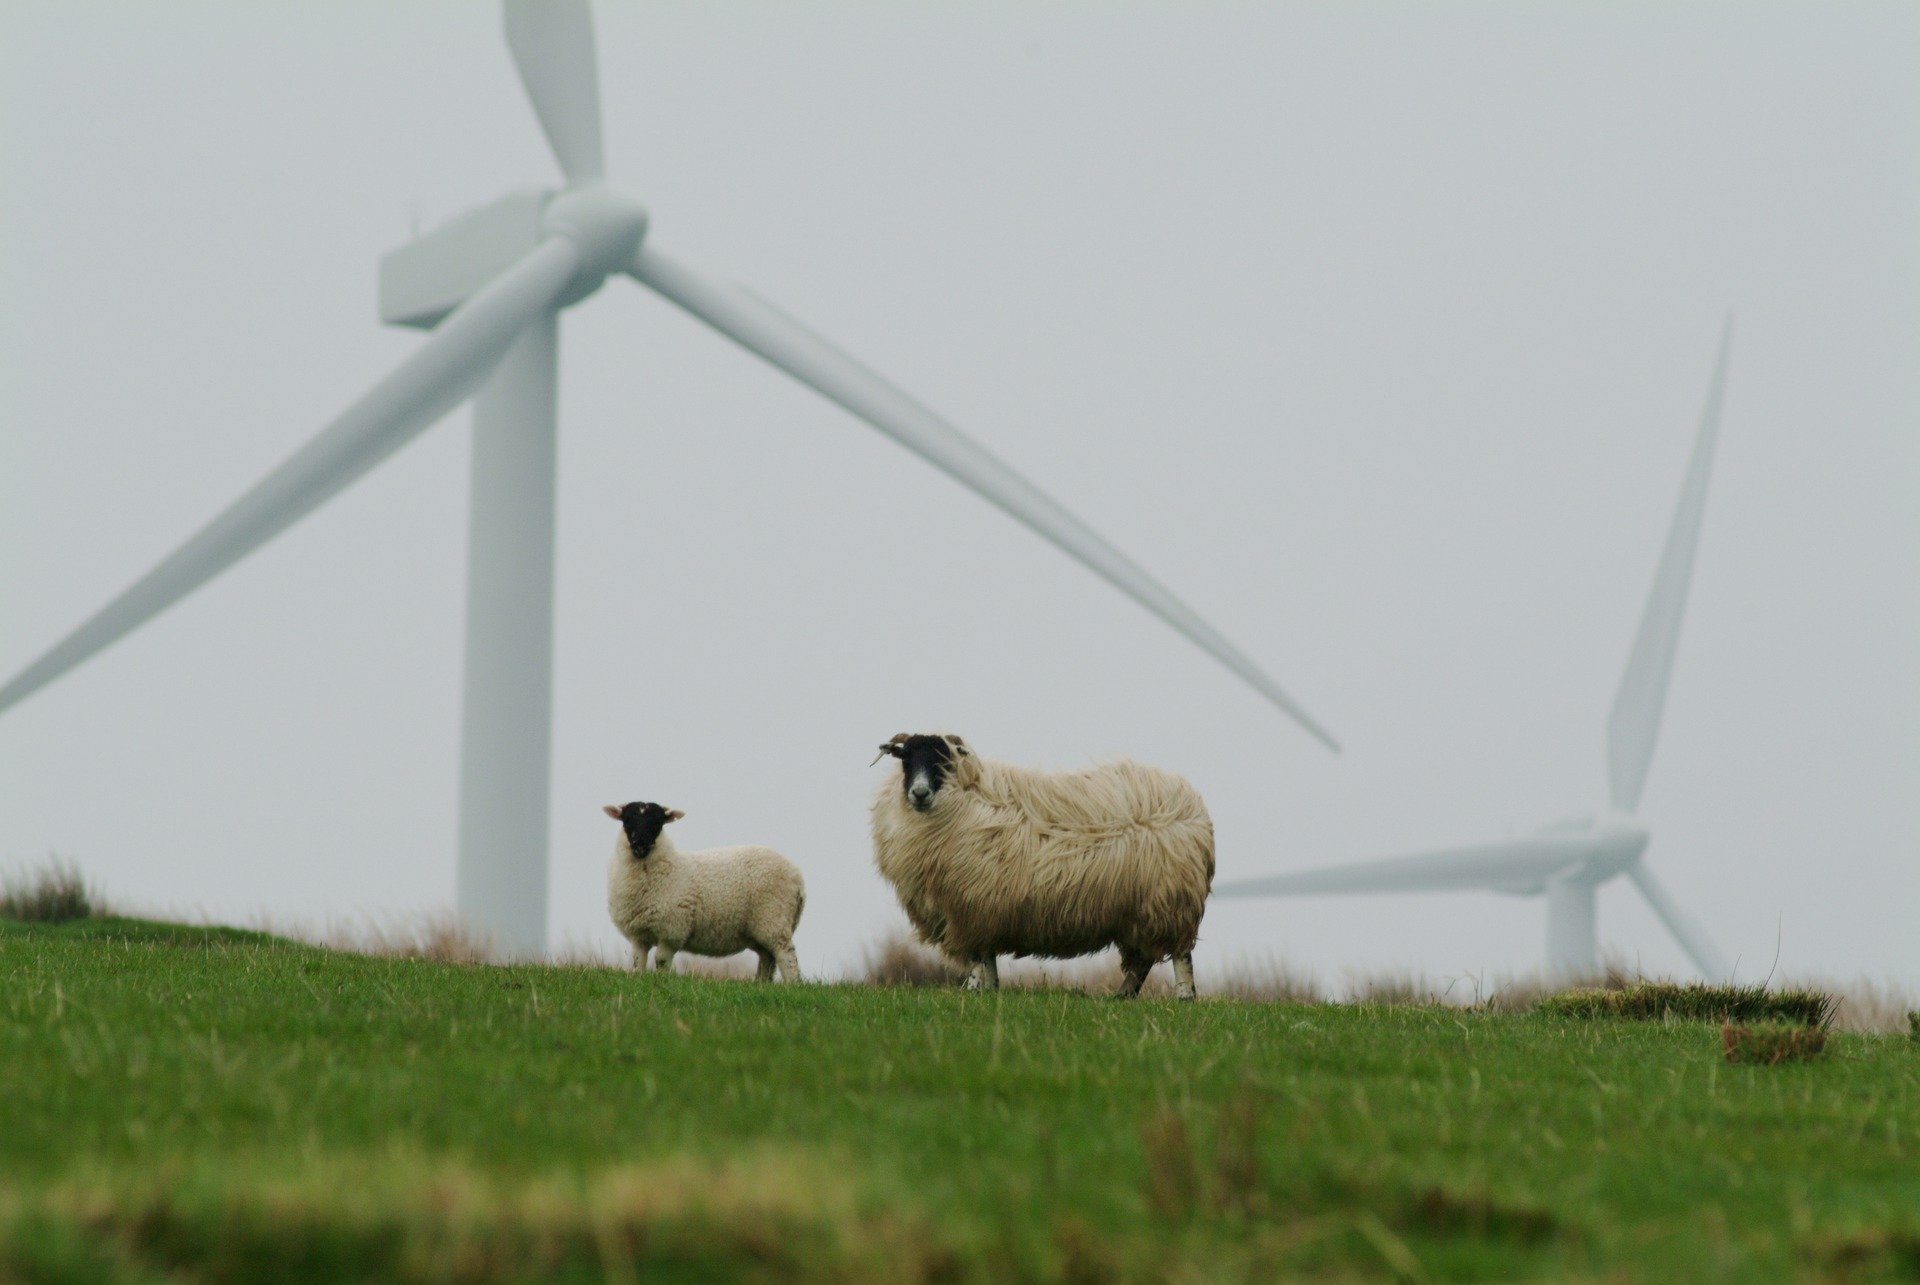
(881, 734, 964, 813)
(606, 800, 680, 859)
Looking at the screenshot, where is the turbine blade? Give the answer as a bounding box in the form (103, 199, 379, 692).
(626, 244, 1340, 751)
(1626, 860, 1731, 980)
(1606, 318, 1733, 812)
(1214, 835, 1595, 897)
(0, 238, 581, 717)
(503, 0, 605, 183)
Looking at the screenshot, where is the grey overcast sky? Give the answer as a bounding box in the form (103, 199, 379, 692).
(2, 1, 1915, 986)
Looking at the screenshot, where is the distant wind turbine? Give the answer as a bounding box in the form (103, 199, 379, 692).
(1216, 322, 1736, 980)
(0, 0, 1337, 956)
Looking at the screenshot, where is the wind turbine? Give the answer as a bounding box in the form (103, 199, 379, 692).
(1216, 322, 1736, 980)
(0, 1, 1337, 957)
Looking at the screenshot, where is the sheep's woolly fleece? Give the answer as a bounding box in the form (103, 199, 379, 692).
(872, 745, 1214, 966)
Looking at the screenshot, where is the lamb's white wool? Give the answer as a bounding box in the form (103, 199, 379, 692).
(871, 733, 1214, 999)
(604, 802, 805, 982)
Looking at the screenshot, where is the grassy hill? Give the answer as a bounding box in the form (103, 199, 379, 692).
(3, 914, 1918, 1281)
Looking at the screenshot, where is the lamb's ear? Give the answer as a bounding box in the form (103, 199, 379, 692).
(602, 804, 624, 821)
(665, 809, 685, 823)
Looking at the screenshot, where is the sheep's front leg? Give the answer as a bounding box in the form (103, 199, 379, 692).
(963, 955, 999, 991)
(651, 946, 676, 973)
(629, 938, 654, 971)
(1172, 953, 1197, 1002)
(1117, 949, 1152, 998)
(753, 949, 776, 982)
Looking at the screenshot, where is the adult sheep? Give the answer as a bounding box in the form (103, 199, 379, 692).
(870, 733, 1215, 999)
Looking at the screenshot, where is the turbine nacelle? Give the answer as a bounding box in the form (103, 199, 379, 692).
(380, 185, 649, 330)
(1499, 813, 1648, 894)
(1585, 811, 1649, 860)
(1576, 813, 1651, 883)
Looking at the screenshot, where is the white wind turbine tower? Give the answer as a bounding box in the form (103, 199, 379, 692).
(1217, 322, 1736, 981)
(0, 1, 1337, 957)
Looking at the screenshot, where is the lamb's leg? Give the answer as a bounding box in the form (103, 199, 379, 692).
(651, 947, 676, 973)
(774, 944, 803, 983)
(1173, 953, 1198, 1002)
(754, 949, 776, 982)
(1117, 949, 1152, 998)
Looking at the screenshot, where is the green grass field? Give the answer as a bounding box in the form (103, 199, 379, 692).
(4, 915, 1919, 1282)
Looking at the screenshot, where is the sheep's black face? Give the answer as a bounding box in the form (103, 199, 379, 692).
(884, 734, 961, 813)
(605, 800, 681, 859)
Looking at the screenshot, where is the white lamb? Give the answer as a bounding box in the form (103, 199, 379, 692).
(603, 801, 805, 981)
(871, 732, 1215, 1000)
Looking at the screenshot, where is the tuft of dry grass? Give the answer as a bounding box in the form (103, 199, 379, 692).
(0, 859, 97, 923)
(1777, 975, 1920, 1034)
(1207, 955, 1324, 1004)
(336, 923, 769, 980)
(1051, 1216, 1122, 1285)
(672, 954, 763, 981)
(1137, 1091, 1268, 1221)
(273, 911, 792, 983)
(1722, 1021, 1828, 1065)
(1807, 1227, 1920, 1279)
(549, 938, 771, 981)
(1506, 969, 1915, 1034)
(1211, 1090, 1264, 1215)
(357, 914, 497, 964)
(1139, 1109, 1199, 1219)
(847, 935, 1920, 1029)
(1538, 981, 1836, 1028)
(0, 1148, 962, 1283)
(856, 932, 1321, 1002)
(262, 911, 500, 964)
(1008, 954, 1174, 996)
(1402, 1186, 1559, 1243)
(1346, 970, 1450, 1007)
(1478, 962, 1641, 1013)
(859, 933, 968, 987)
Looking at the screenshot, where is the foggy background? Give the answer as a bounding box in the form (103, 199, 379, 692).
(3, 1, 1915, 986)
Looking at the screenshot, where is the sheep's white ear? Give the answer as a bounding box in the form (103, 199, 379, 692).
(602, 804, 623, 820)
(665, 809, 685, 823)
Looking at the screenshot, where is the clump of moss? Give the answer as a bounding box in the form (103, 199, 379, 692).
(1538, 981, 1834, 1028)
(1722, 1022, 1827, 1065)
(0, 860, 95, 924)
